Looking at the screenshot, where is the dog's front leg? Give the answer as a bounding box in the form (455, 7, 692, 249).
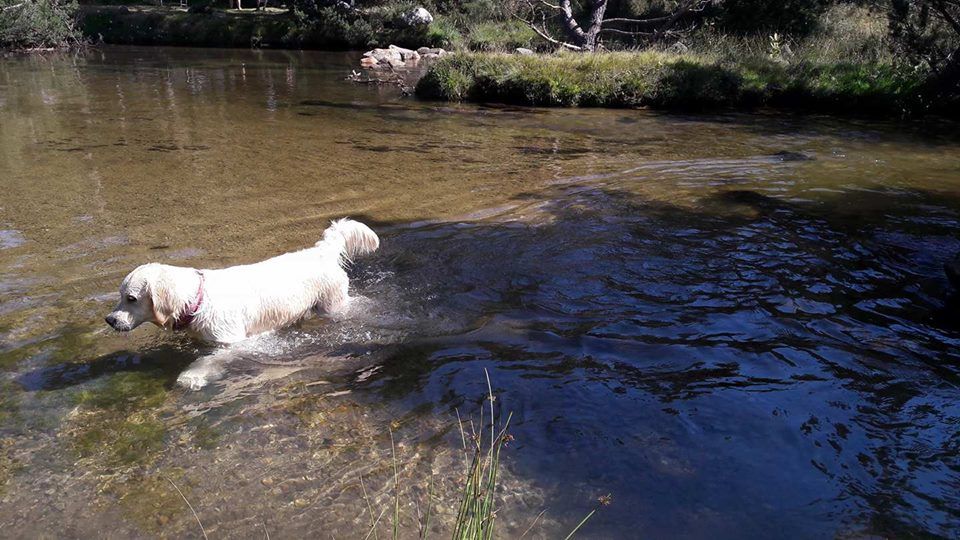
(177, 348, 234, 390)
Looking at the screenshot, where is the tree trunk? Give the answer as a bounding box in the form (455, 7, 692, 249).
(582, 0, 608, 51)
(525, 0, 706, 52)
(558, 0, 608, 51)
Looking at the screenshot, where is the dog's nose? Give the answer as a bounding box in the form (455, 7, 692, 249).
(105, 315, 117, 327)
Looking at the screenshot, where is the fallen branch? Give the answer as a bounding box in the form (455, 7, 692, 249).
(599, 27, 655, 36)
(515, 13, 583, 51)
(346, 69, 413, 95)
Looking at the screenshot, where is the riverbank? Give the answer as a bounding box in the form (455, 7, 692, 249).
(414, 51, 954, 117)
(73, 5, 957, 118)
(78, 5, 430, 49)
(80, 6, 294, 48)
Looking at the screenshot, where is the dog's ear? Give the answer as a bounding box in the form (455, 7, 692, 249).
(149, 268, 181, 329)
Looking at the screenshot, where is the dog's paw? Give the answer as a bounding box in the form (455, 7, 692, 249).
(177, 370, 212, 390)
(177, 353, 228, 390)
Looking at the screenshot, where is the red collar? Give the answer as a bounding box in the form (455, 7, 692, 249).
(173, 271, 205, 330)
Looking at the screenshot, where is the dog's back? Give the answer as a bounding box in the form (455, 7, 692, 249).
(192, 218, 379, 341)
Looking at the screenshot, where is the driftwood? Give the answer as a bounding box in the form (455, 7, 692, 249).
(345, 69, 413, 95)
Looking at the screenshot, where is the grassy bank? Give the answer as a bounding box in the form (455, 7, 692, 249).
(415, 4, 957, 117)
(414, 51, 940, 115)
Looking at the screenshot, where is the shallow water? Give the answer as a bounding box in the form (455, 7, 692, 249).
(2, 46, 960, 538)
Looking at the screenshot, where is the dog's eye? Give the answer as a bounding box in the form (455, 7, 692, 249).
(126, 295, 137, 303)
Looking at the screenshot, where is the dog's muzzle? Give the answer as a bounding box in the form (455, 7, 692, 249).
(105, 314, 131, 332)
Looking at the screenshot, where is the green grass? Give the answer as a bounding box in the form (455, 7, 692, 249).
(415, 50, 934, 115)
(425, 16, 464, 50)
(466, 20, 536, 52)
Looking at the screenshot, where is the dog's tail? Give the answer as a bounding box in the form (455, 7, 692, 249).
(320, 218, 380, 260)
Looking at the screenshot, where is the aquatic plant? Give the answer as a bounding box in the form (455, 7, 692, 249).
(360, 370, 607, 539)
(450, 371, 512, 540)
(69, 371, 170, 465)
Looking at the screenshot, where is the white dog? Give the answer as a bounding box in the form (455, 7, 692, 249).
(105, 218, 379, 387)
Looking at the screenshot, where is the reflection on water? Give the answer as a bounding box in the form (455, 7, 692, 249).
(2, 46, 960, 538)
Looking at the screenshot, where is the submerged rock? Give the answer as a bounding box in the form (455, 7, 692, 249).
(772, 150, 814, 162)
(946, 254, 960, 289)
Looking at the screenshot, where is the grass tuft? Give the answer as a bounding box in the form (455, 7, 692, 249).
(357, 370, 607, 538)
(451, 376, 512, 540)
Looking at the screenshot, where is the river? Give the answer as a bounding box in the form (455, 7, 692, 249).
(1, 46, 959, 538)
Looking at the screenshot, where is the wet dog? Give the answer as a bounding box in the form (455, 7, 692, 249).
(105, 218, 379, 388)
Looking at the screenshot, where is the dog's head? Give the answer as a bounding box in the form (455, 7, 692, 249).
(105, 263, 184, 332)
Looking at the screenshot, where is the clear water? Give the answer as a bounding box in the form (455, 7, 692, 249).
(1, 46, 959, 538)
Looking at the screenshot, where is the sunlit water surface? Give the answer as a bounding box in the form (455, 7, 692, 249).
(1, 46, 960, 538)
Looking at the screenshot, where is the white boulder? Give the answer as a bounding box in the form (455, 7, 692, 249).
(401, 6, 433, 27)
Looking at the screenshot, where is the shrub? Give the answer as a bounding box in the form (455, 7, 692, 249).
(710, 0, 832, 37)
(0, 0, 83, 49)
(286, 1, 428, 49)
(888, 0, 960, 70)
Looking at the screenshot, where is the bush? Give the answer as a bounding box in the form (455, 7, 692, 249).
(711, 0, 832, 37)
(888, 0, 960, 70)
(1, 0, 83, 49)
(286, 1, 429, 49)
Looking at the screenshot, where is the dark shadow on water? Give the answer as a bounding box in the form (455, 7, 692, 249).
(327, 181, 960, 538)
(16, 344, 201, 392)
